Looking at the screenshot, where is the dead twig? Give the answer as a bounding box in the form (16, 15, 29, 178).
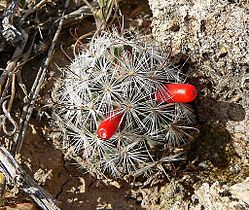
(0, 101, 17, 136)
(20, 0, 49, 23)
(55, 0, 99, 27)
(0, 0, 28, 97)
(7, 73, 16, 113)
(11, 0, 70, 155)
(0, 146, 60, 210)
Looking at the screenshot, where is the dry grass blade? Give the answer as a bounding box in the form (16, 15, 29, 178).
(83, 0, 119, 33)
(59, 1, 99, 26)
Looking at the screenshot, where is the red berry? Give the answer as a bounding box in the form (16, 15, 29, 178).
(155, 83, 198, 103)
(97, 112, 123, 140)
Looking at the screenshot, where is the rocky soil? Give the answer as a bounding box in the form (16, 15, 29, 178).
(147, 0, 249, 209)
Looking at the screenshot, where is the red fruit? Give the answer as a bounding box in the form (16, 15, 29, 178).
(155, 83, 198, 103)
(97, 112, 123, 140)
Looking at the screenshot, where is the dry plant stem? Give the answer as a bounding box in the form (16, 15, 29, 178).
(7, 73, 16, 112)
(82, 0, 96, 14)
(103, 0, 119, 27)
(1, 0, 21, 45)
(82, 0, 109, 33)
(2, 101, 17, 136)
(0, 28, 27, 137)
(73, 30, 95, 56)
(0, 0, 26, 97)
(0, 3, 7, 8)
(14, 30, 39, 98)
(21, 0, 49, 22)
(0, 16, 28, 100)
(0, 146, 60, 210)
(1, 0, 44, 100)
(11, 0, 70, 155)
(0, 77, 10, 103)
(16, 71, 28, 96)
(57, 0, 99, 26)
(105, 0, 119, 28)
(91, 0, 120, 37)
(0, 38, 27, 98)
(0, 172, 6, 203)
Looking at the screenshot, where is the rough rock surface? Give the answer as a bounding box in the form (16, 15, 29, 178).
(154, 177, 249, 210)
(148, 0, 249, 209)
(148, 0, 248, 136)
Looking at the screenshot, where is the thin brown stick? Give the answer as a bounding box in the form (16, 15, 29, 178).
(11, 0, 70, 155)
(56, 0, 99, 27)
(73, 30, 95, 56)
(0, 77, 10, 104)
(21, 0, 49, 22)
(82, 0, 96, 14)
(7, 73, 16, 113)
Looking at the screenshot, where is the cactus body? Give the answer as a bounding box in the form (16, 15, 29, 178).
(54, 32, 197, 178)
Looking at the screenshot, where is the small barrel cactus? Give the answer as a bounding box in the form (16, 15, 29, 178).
(53, 31, 197, 179)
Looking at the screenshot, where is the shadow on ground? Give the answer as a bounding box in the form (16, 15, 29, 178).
(185, 75, 246, 182)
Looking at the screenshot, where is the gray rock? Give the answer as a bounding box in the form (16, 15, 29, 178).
(148, 0, 248, 138)
(148, 1, 249, 209)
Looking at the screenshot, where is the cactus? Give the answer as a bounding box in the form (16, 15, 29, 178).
(53, 31, 197, 179)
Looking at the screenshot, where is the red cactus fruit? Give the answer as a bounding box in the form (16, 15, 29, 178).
(97, 112, 123, 140)
(155, 83, 198, 103)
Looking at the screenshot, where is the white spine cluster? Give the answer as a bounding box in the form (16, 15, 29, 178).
(54, 32, 196, 178)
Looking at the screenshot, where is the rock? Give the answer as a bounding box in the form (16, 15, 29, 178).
(191, 180, 249, 210)
(230, 177, 249, 204)
(148, 0, 248, 140)
(158, 178, 249, 209)
(148, 2, 249, 208)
